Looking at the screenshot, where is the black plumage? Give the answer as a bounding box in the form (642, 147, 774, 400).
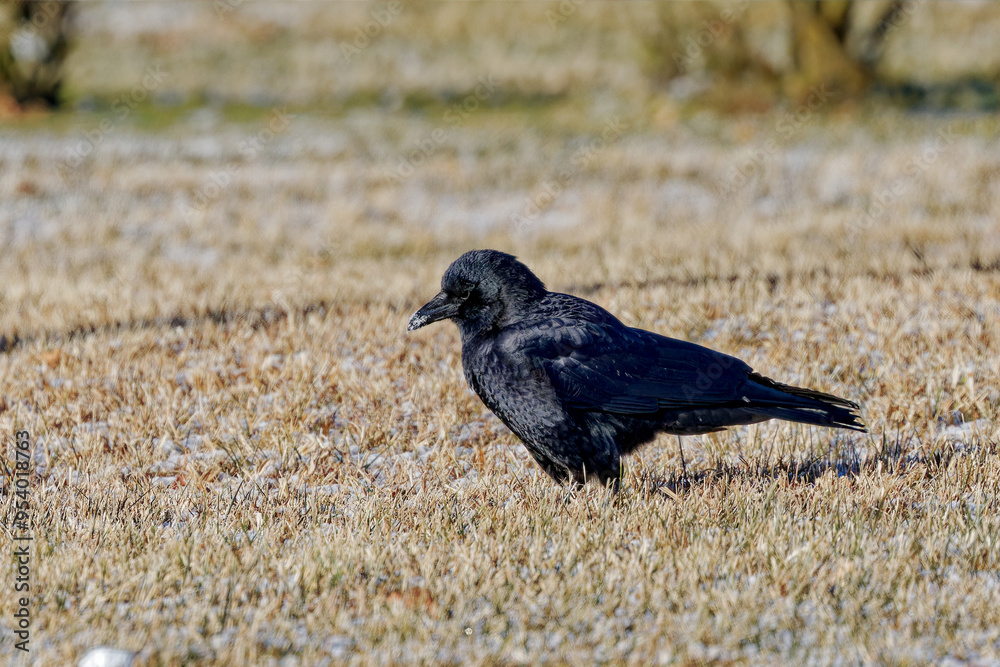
(407, 250, 865, 487)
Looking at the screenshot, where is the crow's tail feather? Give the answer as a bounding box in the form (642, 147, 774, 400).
(745, 372, 867, 432)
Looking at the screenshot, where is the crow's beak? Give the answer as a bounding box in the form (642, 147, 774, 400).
(407, 291, 457, 331)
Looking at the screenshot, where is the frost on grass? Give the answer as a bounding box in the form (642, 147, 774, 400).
(1, 106, 999, 665)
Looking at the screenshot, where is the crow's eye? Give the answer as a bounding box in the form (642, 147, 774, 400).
(454, 286, 473, 300)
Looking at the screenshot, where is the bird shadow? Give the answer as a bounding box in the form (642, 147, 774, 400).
(631, 434, 976, 498)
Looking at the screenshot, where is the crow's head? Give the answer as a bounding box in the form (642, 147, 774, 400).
(407, 249, 547, 338)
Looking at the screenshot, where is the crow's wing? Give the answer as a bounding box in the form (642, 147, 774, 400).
(507, 316, 755, 415)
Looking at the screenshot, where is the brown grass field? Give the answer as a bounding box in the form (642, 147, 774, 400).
(2, 3, 1000, 665)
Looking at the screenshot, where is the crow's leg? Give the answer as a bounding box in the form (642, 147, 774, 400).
(531, 453, 577, 486)
(575, 457, 621, 495)
(676, 435, 688, 480)
(594, 467, 621, 494)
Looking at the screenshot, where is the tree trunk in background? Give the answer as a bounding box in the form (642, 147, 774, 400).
(0, 0, 75, 111)
(785, 1, 869, 102)
(644, 0, 1000, 109)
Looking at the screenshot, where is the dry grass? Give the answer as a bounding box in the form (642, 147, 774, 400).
(2, 105, 998, 665)
(2, 6, 1000, 665)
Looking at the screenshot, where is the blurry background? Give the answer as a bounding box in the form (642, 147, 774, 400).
(3, 3, 1000, 664)
(4, 0, 1000, 111)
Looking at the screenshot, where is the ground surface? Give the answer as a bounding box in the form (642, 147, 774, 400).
(2, 3, 1000, 665)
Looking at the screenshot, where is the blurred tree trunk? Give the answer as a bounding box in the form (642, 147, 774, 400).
(784, 0, 869, 101)
(643, 0, 952, 106)
(0, 0, 75, 110)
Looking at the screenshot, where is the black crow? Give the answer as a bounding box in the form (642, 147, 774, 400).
(407, 250, 865, 488)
